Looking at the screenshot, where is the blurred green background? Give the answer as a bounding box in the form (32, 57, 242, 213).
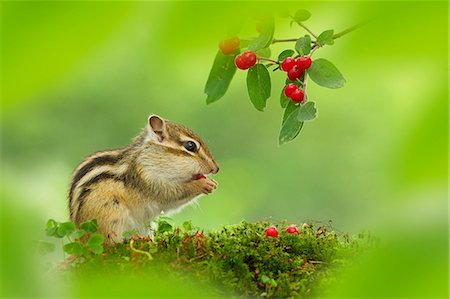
(1, 1, 447, 298)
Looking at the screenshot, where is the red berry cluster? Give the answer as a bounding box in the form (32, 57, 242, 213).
(264, 225, 300, 238)
(235, 50, 257, 70)
(281, 56, 312, 103)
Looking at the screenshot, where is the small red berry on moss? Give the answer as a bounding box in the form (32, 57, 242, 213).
(290, 89, 305, 103)
(281, 57, 296, 72)
(264, 225, 278, 237)
(219, 37, 240, 55)
(297, 56, 312, 70)
(286, 225, 300, 235)
(287, 65, 303, 81)
(284, 83, 297, 98)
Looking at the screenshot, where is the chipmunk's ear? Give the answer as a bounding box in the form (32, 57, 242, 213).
(147, 114, 167, 142)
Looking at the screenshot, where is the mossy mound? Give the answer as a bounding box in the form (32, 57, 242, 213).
(67, 219, 372, 298)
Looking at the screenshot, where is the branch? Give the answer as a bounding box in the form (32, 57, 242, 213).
(332, 21, 368, 40)
(298, 22, 317, 39)
(272, 38, 297, 44)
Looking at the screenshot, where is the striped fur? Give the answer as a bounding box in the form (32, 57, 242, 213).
(68, 116, 219, 245)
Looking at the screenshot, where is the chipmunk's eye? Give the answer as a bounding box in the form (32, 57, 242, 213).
(183, 141, 197, 153)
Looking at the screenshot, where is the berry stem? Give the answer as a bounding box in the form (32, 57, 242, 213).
(257, 57, 279, 64)
(309, 46, 319, 57)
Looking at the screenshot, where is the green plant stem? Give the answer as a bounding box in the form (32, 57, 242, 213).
(298, 22, 317, 38)
(258, 57, 279, 64)
(332, 22, 367, 40)
(130, 239, 153, 260)
(272, 38, 297, 44)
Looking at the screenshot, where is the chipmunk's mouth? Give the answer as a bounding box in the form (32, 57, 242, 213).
(193, 173, 207, 180)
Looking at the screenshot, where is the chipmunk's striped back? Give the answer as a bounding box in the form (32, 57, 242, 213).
(69, 148, 130, 223)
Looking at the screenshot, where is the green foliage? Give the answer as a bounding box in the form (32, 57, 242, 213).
(204, 50, 238, 104)
(308, 58, 346, 89)
(40, 219, 104, 258)
(279, 105, 304, 146)
(256, 47, 271, 58)
(204, 9, 359, 144)
(247, 64, 271, 111)
(64, 242, 84, 255)
(295, 35, 312, 55)
(293, 9, 312, 22)
(297, 101, 318, 121)
(277, 49, 294, 62)
(51, 218, 373, 298)
(87, 234, 105, 254)
(316, 30, 335, 46)
(80, 219, 98, 233)
(37, 240, 56, 255)
(248, 16, 274, 51)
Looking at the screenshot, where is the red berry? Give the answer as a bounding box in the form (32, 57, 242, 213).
(286, 225, 300, 235)
(264, 225, 278, 237)
(297, 56, 312, 70)
(284, 83, 297, 97)
(235, 54, 247, 70)
(241, 50, 257, 67)
(290, 89, 305, 103)
(235, 50, 257, 70)
(287, 65, 303, 81)
(281, 57, 296, 72)
(219, 37, 240, 55)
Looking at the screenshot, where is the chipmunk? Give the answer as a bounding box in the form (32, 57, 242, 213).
(68, 114, 219, 245)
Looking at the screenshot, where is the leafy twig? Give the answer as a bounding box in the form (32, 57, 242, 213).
(332, 21, 367, 40)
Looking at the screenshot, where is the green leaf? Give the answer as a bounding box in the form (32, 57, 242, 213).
(316, 29, 334, 46)
(269, 279, 278, 287)
(297, 101, 317, 121)
(204, 51, 238, 104)
(282, 100, 299, 123)
(182, 220, 193, 232)
(80, 219, 98, 233)
(69, 229, 86, 240)
(261, 275, 270, 284)
(293, 9, 311, 22)
(57, 222, 75, 238)
(256, 47, 271, 58)
(246, 64, 271, 111)
(37, 240, 56, 255)
(279, 106, 304, 145)
(157, 220, 173, 234)
(248, 16, 274, 51)
(87, 233, 104, 254)
(277, 49, 294, 62)
(295, 35, 311, 55)
(308, 58, 345, 89)
(63, 242, 84, 255)
(45, 219, 58, 237)
(280, 88, 290, 108)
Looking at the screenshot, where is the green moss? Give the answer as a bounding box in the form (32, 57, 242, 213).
(66, 220, 373, 298)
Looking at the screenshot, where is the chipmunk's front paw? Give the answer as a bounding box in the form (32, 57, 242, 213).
(195, 177, 218, 195)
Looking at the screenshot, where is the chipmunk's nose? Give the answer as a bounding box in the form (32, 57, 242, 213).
(211, 164, 219, 174)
